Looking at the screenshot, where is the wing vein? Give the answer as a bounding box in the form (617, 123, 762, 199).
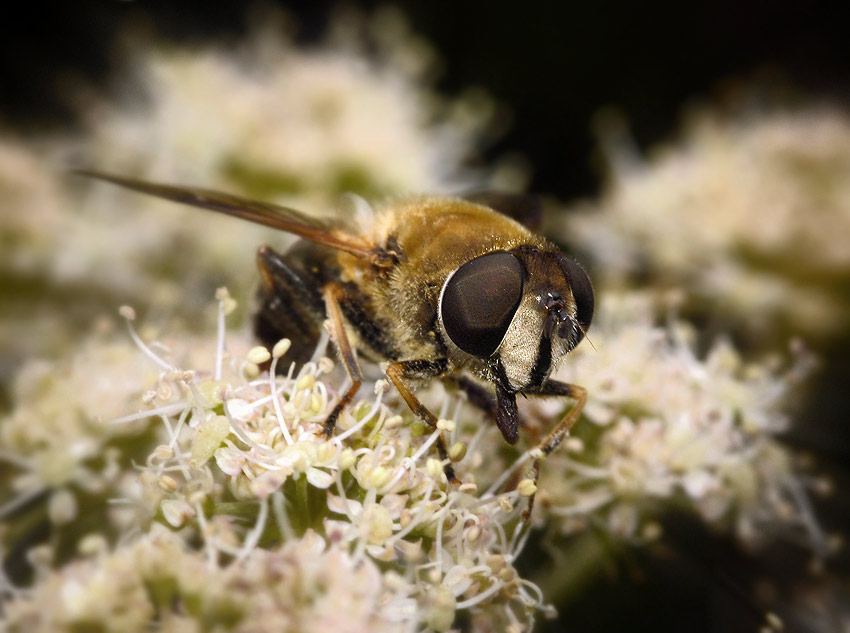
(75, 170, 374, 259)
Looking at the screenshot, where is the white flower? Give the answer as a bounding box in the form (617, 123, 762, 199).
(44, 292, 547, 631)
(0, 330, 157, 525)
(532, 292, 822, 551)
(565, 108, 850, 341)
(0, 283, 827, 631)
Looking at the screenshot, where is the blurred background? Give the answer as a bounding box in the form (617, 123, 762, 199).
(3, 1, 849, 196)
(2, 2, 849, 632)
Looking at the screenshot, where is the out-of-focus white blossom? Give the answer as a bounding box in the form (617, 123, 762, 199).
(0, 323, 156, 526)
(1, 8, 504, 370)
(2, 524, 417, 633)
(0, 139, 68, 275)
(62, 7, 499, 307)
(0, 137, 81, 377)
(565, 108, 850, 340)
(86, 8, 492, 200)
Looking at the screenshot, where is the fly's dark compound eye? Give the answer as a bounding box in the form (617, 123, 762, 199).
(440, 251, 525, 358)
(557, 255, 594, 341)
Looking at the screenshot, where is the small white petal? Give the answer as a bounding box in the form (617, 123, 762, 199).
(161, 499, 194, 527)
(327, 493, 362, 516)
(306, 467, 334, 489)
(681, 469, 717, 499)
(226, 398, 255, 422)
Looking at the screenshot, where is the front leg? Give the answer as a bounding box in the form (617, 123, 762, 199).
(385, 359, 457, 484)
(521, 379, 587, 521)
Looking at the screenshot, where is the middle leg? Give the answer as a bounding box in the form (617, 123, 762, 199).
(385, 359, 457, 483)
(320, 282, 364, 438)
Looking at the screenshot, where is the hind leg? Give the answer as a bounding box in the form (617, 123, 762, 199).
(254, 245, 326, 366)
(255, 247, 364, 439)
(318, 282, 364, 438)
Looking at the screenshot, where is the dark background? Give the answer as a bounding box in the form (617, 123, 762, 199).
(3, 2, 849, 632)
(3, 1, 850, 200)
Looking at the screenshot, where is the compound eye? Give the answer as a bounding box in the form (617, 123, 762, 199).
(557, 256, 594, 342)
(440, 252, 525, 358)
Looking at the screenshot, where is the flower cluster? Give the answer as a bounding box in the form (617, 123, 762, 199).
(0, 10, 838, 631)
(530, 293, 825, 552)
(0, 7, 504, 368)
(85, 7, 495, 201)
(1, 288, 826, 631)
(65, 6, 501, 309)
(1, 293, 550, 632)
(564, 107, 850, 342)
(0, 318, 157, 536)
(3, 525, 419, 633)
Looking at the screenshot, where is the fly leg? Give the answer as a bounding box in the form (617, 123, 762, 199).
(254, 245, 325, 365)
(319, 282, 364, 438)
(521, 381, 587, 521)
(385, 360, 457, 484)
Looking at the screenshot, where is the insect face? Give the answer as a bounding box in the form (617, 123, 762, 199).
(438, 247, 593, 394)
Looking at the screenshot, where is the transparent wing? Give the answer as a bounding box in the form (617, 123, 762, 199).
(76, 170, 375, 259)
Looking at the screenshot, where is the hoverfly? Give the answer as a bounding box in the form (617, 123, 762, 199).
(78, 172, 593, 518)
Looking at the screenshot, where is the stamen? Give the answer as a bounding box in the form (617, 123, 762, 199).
(120, 306, 175, 371)
(271, 490, 294, 541)
(409, 428, 443, 464)
(214, 288, 231, 380)
(0, 486, 47, 520)
(333, 391, 385, 444)
(483, 450, 535, 498)
(110, 402, 187, 424)
(269, 354, 294, 445)
(234, 498, 269, 564)
(455, 578, 504, 609)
